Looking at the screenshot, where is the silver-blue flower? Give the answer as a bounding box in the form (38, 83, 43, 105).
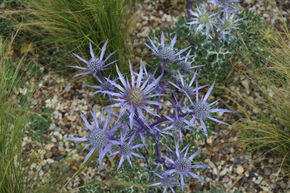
(65, 110, 115, 165)
(111, 133, 144, 169)
(150, 173, 178, 193)
(102, 62, 163, 128)
(190, 82, 231, 137)
(69, 40, 117, 78)
(164, 143, 208, 191)
(187, 5, 217, 38)
(145, 32, 191, 62)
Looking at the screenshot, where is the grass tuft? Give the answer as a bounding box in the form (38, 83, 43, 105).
(19, 0, 137, 74)
(0, 34, 30, 193)
(233, 20, 290, 175)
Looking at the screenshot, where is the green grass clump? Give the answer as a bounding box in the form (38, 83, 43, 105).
(20, 0, 137, 74)
(233, 23, 290, 176)
(28, 107, 52, 141)
(0, 35, 29, 193)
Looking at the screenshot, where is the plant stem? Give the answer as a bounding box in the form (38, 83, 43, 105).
(186, 0, 192, 20)
(150, 111, 194, 128)
(155, 134, 162, 163)
(97, 70, 105, 82)
(161, 60, 167, 76)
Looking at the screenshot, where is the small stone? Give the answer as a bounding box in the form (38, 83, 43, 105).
(263, 168, 272, 176)
(220, 169, 227, 176)
(236, 165, 244, 175)
(206, 136, 213, 145)
(44, 151, 53, 159)
(241, 79, 250, 94)
(51, 146, 59, 156)
(58, 151, 65, 156)
(33, 91, 42, 98)
(46, 159, 55, 164)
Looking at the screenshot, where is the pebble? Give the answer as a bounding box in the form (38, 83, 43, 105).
(44, 151, 53, 159)
(236, 165, 244, 175)
(206, 136, 213, 145)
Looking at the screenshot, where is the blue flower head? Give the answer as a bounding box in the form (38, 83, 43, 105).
(177, 50, 204, 73)
(86, 76, 116, 96)
(169, 71, 206, 103)
(111, 132, 144, 169)
(146, 32, 191, 62)
(102, 62, 164, 128)
(150, 173, 178, 193)
(190, 82, 231, 136)
(163, 112, 192, 142)
(209, 0, 240, 16)
(164, 142, 208, 191)
(217, 13, 243, 42)
(69, 40, 117, 78)
(65, 110, 115, 166)
(187, 5, 217, 38)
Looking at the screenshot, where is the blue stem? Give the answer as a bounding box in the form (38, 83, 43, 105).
(97, 70, 105, 82)
(186, 0, 192, 20)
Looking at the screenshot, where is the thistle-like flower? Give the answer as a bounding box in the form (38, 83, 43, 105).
(209, 0, 240, 16)
(163, 111, 192, 141)
(164, 143, 208, 191)
(150, 173, 178, 193)
(177, 50, 204, 73)
(217, 14, 243, 42)
(145, 32, 191, 62)
(141, 64, 170, 93)
(187, 5, 217, 38)
(169, 71, 206, 103)
(111, 133, 144, 169)
(103, 62, 163, 128)
(190, 82, 231, 137)
(86, 76, 116, 96)
(65, 110, 115, 165)
(69, 40, 117, 78)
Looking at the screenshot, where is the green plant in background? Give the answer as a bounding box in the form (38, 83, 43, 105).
(232, 22, 290, 176)
(28, 107, 52, 141)
(20, 0, 137, 74)
(232, 11, 268, 69)
(0, 35, 29, 193)
(169, 19, 233, 83)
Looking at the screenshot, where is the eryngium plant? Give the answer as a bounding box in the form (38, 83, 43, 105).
(65, 32, 231, 192)
(165, 0, 242, 83)
(187, 0, 242, 43)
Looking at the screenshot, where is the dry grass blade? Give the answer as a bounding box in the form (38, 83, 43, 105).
(234, 22, 290, 176)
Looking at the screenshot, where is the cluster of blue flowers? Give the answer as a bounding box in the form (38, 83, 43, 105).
(187, 0, 242, 41)
(66, 1, 234, 192)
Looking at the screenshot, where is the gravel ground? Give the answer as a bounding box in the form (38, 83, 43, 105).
(20, 0, 290, 192)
